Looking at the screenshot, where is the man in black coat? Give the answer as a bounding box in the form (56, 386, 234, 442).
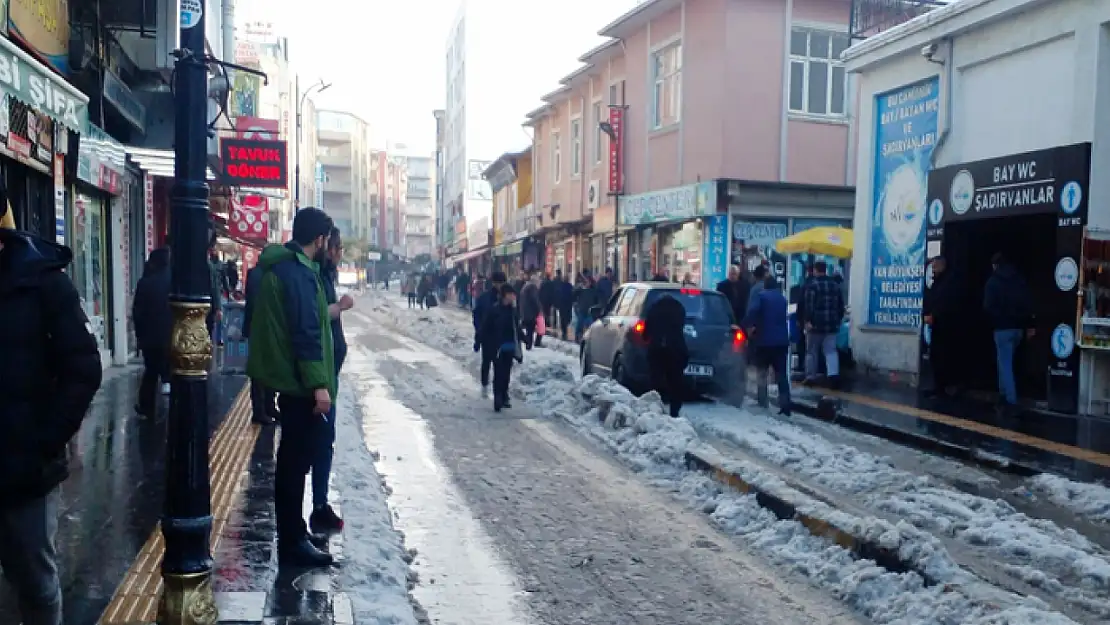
(539, 273, 556, 329)
(473, 271, 508, 397)
(0, 227, 102, 625)
(643, 294, 689, 417)
(715, 264, 748, 324)
(132, 247, 172, 418)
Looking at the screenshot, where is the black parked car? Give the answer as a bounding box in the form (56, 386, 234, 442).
(579, 282, 746, 394)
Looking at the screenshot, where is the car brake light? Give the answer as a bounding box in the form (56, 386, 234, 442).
(633, 320, 645, 333)
(733, 328, 746, 343)
(680, 288, 701, 295)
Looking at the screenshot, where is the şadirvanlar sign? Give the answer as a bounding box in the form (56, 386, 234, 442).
(0, 37, 88, 133)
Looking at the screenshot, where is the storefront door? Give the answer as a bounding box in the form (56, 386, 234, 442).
(72, 191, 113, 362)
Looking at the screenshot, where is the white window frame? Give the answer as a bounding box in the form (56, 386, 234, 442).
(787, 27, 849, 117)
(651, 43, 682, 130)
(592, 100, 604, 164)
(551, 130, 562, 184)
(570, 117, 582, 177)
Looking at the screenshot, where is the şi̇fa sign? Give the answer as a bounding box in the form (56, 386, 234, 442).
(219, 138, 289, 188)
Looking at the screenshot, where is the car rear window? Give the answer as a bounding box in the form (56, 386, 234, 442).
(644, 289, 734, 324)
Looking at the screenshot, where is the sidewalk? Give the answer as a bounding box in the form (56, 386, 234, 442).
(787, 377, 1110, 483)
(0, 364, 245, 625)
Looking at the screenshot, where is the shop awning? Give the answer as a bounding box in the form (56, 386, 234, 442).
(446, 246, 490, 265)
(125, 146, 217, 180)
(0, 35, 88, 134)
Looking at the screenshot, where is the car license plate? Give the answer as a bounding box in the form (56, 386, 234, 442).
(684, 364, 714, 376)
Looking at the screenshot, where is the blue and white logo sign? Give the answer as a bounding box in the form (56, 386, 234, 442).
(1051, 324, 1075, 359)
(180, 0, 203, 29)
(928, 199, 943, 226)
(1060, 181, 1082, 215)
(949, 170, 975, 215)
(1055, 257, 1079, 291)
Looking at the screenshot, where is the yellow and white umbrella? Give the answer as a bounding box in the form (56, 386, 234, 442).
(775, 226, 853, 259)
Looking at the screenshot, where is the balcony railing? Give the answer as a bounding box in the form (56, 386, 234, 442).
(849, 0, 945, 39)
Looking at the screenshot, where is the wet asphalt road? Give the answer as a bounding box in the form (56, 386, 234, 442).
(343, 311, 865, 625)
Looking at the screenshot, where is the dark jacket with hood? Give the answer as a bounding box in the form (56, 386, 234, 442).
(0, 229, 102, 506)
(643, 294, 688, 356)
(246, 242, 335, 398)
(984, 263, 1034, 330)
(133, 247, 172, 357)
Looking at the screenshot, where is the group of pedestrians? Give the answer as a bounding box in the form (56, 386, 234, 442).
(402, 273, 438, 309)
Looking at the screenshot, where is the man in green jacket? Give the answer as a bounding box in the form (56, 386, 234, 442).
(247, 207, 336, 567)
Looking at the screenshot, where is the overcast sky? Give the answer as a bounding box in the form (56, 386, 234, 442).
(238, 0, 641, 155)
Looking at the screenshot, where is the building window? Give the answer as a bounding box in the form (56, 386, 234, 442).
(552, 130, 561, 184)
(609, 80, 624, 106)
(652, 44, 682, 129)
(571, 118, 582, 176)
(788, 28, 849, 116)
(592, 101, 603, 164)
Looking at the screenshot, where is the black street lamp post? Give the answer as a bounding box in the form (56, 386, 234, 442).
(160, 4, 218, 624)
(294, 78, 331, 211)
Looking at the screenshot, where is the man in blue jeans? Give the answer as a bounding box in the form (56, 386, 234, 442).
(983, 252, 1034, 415)
(312, 227, 354, 533)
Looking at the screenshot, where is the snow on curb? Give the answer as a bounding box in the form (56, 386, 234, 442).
(334, 386, 423, 625)
(361, 292, 1084, 624)
(1024, 473, 1110, 523)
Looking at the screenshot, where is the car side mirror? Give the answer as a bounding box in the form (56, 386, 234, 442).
(589, 305, 603, 319)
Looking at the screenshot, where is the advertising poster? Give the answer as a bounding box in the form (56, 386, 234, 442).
(732, 219, 789, 288)
(9, 0, 69, 73)
(867, 77, 939, 328)
(229, 195, 269, 241)
(232, 72, 262, 117)
(701, 215, 728, 289)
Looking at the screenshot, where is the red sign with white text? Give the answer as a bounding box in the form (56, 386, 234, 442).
(220, 138, 288, 188)
(607, 107, 624, 195)
(230, 195, 270, 241)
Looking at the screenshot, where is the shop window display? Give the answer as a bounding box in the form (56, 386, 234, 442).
(1079, 232, 1110, 348)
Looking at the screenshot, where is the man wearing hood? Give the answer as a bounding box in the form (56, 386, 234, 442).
(247, 207, 337, 567)
(473, 271, 507, 396)
(0, 220, 102, 625)
(983, 252, 1035, 411)
(132, 247, 173, 418)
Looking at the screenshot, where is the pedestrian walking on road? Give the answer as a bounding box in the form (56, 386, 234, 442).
(0, 223, 103, 625)
(554, 270, 574, 340)
(417, 275, 432, 309)
(983, 252, 1035, 414)
(479, 283, 525, 412)
(519, 272, 543, 349)
(539, 273, 556, 329)
(803, 261, 845, 388)
(403, 274, 417, 308)
(133, 247, 172, 419)
(312, 227, 353, 534)
(643, 293, 689, 417)
(246, 207, 337, 567)
(244, 260, 280, 425)
(744, 276, 792, 416)
(473, 271, 507, 398)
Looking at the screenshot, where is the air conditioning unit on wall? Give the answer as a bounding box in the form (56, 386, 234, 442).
(587, 180, 600, 210)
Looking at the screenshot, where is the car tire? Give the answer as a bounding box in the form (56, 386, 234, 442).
(581, 344, 593, 376)
(612, 353, 636, 394)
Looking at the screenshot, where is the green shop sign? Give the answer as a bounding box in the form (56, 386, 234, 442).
(0, 34, 89, 133)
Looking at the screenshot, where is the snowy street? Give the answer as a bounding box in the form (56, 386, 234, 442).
(335, 289, 1110, 625)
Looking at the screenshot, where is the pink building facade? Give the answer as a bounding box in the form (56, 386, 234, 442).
(525, 0, 855, 290)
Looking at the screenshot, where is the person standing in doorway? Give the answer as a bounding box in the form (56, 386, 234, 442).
(923, 256, 962, 397)
(743, 275, 792, 416)
(473, 271, 507, 397)
(1, 222, 103, 625)
(803, 261, 845, 388)
(246, 207, 336, 567)
(643, 293, 690, 417)
(133, 247, 173, 419)
(983, 252, 1035, 414)
(311, 227, 354, 533)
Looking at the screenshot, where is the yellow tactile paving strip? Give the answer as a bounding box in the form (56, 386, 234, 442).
(98, 385, 259, 625)
(826, 389, 1110, 469)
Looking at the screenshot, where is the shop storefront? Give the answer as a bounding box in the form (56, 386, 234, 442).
(0, 33, 89, 240)
(72, 125, 128, 365)
(620, 181, 720, 283)
(920, 143, 1090, 413)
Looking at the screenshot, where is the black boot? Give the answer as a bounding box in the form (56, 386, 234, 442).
(278, 537, 334, 567)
